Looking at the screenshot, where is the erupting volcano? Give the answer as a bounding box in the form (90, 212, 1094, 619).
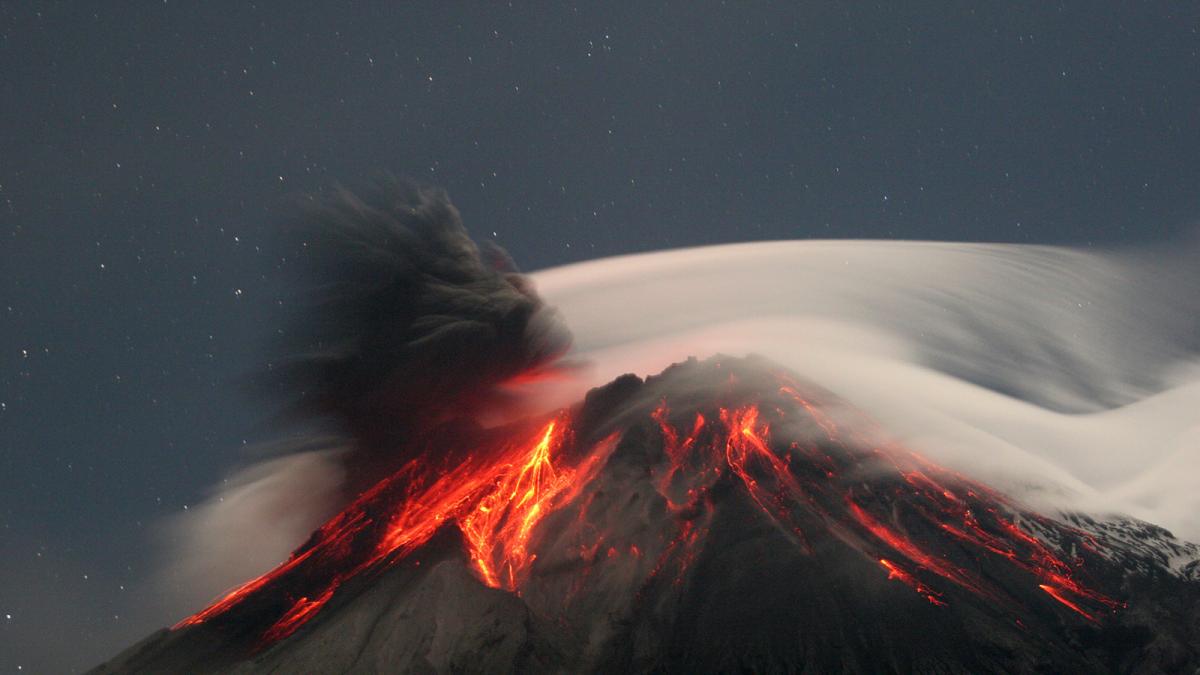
(95, 356, 1200, 673)
(90, 184, 1200, 673)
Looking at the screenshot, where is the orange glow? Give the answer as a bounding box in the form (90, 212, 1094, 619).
(261, 589, 335, 644)
(173, 415, 615, 646)
(175, 368, 1123, 650)
(1039, 584, 1098, 622)
(721, 405, 812, 549)
(880, 558, 946, 606)
(460, 422, 616, 591)
(848, 500, 994, 600)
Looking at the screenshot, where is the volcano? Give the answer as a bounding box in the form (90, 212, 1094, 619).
(92, 355, 1200, 674)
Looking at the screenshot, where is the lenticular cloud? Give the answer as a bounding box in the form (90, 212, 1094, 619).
(529, 238, 1200, 541)
(160, 235, 1200, 614)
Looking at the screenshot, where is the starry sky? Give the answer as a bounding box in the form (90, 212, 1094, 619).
(2, 3, 1198, 672)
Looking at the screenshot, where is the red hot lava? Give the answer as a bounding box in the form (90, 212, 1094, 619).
(176, 367, 1121, 650)
(175, 416, 615, 646)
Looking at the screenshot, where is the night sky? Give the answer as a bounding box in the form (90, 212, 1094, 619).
(2, 3, 1198, 672)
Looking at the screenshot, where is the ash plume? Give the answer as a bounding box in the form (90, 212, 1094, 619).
(270, 180, 571, 477)
(155, 200, 1200, 629)
(157, 181, 572, 611)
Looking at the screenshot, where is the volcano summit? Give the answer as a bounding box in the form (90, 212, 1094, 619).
(94, 355, 1200, 674)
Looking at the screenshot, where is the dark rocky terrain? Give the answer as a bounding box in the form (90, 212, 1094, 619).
(92, 356, 1200, 674)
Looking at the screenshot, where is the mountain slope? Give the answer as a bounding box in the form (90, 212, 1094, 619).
(92, 356, 1200, 674)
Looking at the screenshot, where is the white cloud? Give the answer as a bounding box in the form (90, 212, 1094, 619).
(530, 239, 1200, 541)
(159, 238, 1200, 621)
(155, 446, 347, 614)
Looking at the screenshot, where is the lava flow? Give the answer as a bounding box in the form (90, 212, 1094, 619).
(174, 361, 1123, 653)
(643, 370, 1122, 624)
(174, 414, 614, 647)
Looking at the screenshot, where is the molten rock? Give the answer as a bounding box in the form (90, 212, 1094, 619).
(93, 356, 1200, 673)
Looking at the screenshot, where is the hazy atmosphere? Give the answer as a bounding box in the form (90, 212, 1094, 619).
(3, 3, 1198, 672)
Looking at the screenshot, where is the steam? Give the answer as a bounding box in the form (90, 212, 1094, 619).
(156, 445, 347, 613)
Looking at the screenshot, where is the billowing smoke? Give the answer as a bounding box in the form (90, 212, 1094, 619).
(158, 181, 571, 605)
(159, 186, 1200, 616)
(268, 180, 571, 480)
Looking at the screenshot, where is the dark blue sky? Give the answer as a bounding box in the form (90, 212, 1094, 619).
(2, 3, 1198, 672)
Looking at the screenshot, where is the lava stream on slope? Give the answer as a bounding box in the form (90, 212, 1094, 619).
(173, 360, 1122, 652)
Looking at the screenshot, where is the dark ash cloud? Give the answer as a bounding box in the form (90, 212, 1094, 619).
(268, 180, 571, 479)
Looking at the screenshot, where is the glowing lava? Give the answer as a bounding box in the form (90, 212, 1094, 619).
(174, 415, 611, 646)
(460, 422, 617, 590)
(644, 372, 1122, 624)
(175, 365, 1122, 651)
